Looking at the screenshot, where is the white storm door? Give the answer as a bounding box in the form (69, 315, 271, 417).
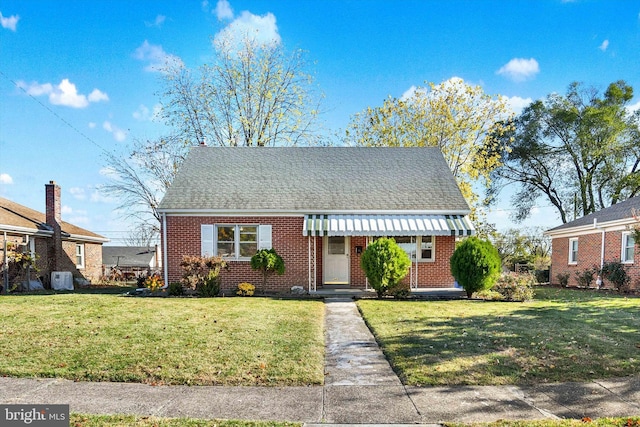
(323, 236, 350, 284)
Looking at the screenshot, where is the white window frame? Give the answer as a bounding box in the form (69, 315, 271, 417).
(388, 236, 435, 262)
(568, 238, 578, 264)
(75, 243, 85, 269)
(201, 224, 272, 260)
(418, 235, 435, 262)
(621, 232, 635, 264)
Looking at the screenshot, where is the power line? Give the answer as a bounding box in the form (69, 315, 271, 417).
(0, 69, 112, 156)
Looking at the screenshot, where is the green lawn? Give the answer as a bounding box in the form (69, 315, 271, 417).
(0, 294, 324, 386)
(357, 287, 640, 386)
(70, 414, 300, 426)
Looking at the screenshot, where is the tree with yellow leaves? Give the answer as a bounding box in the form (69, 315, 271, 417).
(344, 78, 513, 228)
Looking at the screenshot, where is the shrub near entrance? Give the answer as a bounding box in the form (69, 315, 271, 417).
(450, 237, 501, 298)
(361, 237, 411, 298)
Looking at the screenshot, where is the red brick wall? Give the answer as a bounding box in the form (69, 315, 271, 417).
(0, 235, 101, 286)
(398, 236, 457, 288)
(551, 231, 639, 290)
(59, 241, 103, 283)
(164, 216, 315, 292)
(164, 215, 458, 291)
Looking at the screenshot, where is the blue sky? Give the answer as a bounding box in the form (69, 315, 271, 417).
(1, 0, 639, 244)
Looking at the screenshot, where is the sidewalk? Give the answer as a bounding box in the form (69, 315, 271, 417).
(1, 298, 639, 424)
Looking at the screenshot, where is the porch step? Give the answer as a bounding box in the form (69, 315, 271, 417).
(321, 284, 351, 290)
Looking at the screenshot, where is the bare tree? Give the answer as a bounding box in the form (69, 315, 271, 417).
(160, 34, 322, 147)
(102, 32, 323, 231)
(123, 223, 158, 247)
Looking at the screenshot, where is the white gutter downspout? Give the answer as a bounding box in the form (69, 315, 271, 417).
(162, 213, 169, 286)
(594, 218, 605, 288)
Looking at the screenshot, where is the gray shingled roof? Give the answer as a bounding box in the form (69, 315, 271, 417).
(547, 195, 640, 232)
(0, 196, 107, 241)
(158, 147, 470, 213)
(102, 246, 156, 268)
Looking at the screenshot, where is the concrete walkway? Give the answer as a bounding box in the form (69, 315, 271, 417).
(1, 298, 639, 425)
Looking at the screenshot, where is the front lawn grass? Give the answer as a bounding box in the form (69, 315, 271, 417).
(0, 294, 324, 386)
(357, 287, 640, 386)
(70, 414, 300, 426)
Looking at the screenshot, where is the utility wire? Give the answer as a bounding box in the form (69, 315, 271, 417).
(0, 69, 112, 156)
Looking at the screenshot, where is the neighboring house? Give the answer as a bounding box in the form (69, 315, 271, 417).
(158, 146, 474, 292)
(102, 245, 161, 279)
(0, 181, 108, 288)
(545, 196, 640, 289)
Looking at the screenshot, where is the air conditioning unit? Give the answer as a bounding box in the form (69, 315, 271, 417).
(51, 271, 73, 291)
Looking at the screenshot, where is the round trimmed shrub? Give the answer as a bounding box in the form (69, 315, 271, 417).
(361, 237, 411, 298)
(450, 237, 501, 298)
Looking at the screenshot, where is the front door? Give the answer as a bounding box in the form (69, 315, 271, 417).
(323, 236, 350, 285)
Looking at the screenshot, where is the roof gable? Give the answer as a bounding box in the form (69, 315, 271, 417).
(158, 147, 470, 214)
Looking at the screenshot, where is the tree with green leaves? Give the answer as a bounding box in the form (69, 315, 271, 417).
(450, 237, 501, 298)
(360, 237, 411, 298)
(492, 80, 640, 223)
(344, 78, 513, 223)
(250, 249, 285, 292)
(489, 226, 551, 271)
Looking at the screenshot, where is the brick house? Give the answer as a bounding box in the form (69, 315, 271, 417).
(158, 146, 475, 292)
(545, 196, 640, 290)
(0, 181, 108, 289)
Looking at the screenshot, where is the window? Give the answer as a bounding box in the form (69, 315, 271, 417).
(75, 244, 85, 269)
(388, 236, 435, 262)
(217, 226, 236, 257)
(201, 224, 271, 260)
(420, 236, 435, 261)
(328, 236, 346, 254)
(622, 232, 635, 263)
(568, 238, 578, 264)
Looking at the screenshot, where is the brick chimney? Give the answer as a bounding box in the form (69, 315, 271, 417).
(45, 180, 61, 225)
(45, 181, 62, 277)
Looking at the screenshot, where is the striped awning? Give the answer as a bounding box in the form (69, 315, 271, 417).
(302, 214, 475, 237)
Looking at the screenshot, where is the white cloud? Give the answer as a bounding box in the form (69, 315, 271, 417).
(145, 14, 166, 28)
(503, 95, 533, 114)
(599, 39, 609, 52)
(214, 10, 280, 50)
(99, 167, 116, 177)
(90, 189, 114, 203)
(215, 0, 234, 20)
(17, 79, 108, 108)
(88, 122, 96, 129)
(18, 81, 53, 96)
(0, 11, 19, 31)
(103, 121, 127, 142)
(202, 1, 210, 12)
(69, 187, 86, 200)
(133, 103, 162, 121)
(133, 104, 150, 121)
(133, 40, 184, 72)
(61, 205, 73, 215)
(496, 58, 540, 82)
(0, 173, 13, 184)
(626, 100, 640, 115)
(88, 89, 109, 102)
(400, 77, 465, 101)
